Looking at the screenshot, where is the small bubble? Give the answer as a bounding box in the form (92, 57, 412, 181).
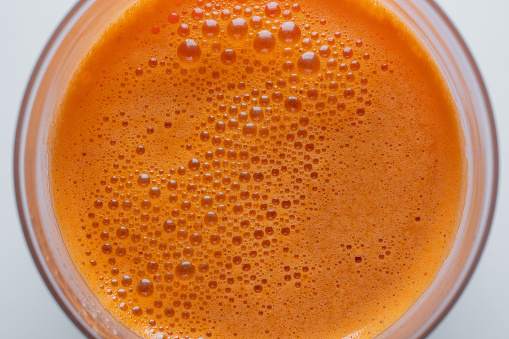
(121, 275, 132, 286)
(201, 196, 213, 208)
(136, 279, 154, 297)
(164, 220, 176, 232)
(191, 7, 204, 20)
(253, 30, 276, 54)
(132, 306, 142, 316)
(284, 96, 302, 112)
(297, 52, 320, 74)
(116, 227, 129, 239)
(204, 211, 218, 225)
(319, 45, 331, 57)
(136, 145, 145, 155)
(249, 107, 264, 121)
(177, 39, 201, 63)
(177, 24, 190, 37)
(232, 235, 243, 245)
(149, 187, 161, 198)
(188, 158, 200, 171)
(339, 46, 353, 59)
(168, 13, 179, 24)
(250, 16, 263, 29)
(220, 49, 237, 65)
(202, 20, 220, 37)
(265, 2, 281, 18)
(227, 18, 248, 40)
(278, 22, 301, 44)
(242, 123, 257, 137)
(164, 307, 175, 317)
(344, 88, 355, 99)
(175, 261, 196, 280)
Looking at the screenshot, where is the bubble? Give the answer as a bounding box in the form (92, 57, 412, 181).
(177, 40, 201, 63)
(284, 96, 302, 112)
(117, 289, 127, 298)
(121, 275, 132, 286)
(199, 262, 209, 273)
(102, 243, 112, 254)
(164, 307, 175, 317)
(136, 145, 145, 155)
(147, 261, 159, 273)
(168, 12, 179, 24)
(249, 107, 264, 121)
(250, 16, 263, 29)
(215, 121, 226, 133)
(149, 187, 161, 198)
(254, 284, 263, 293)
(265, 2, 281, 18)
(201, 195, 213, 208)
(227, 18, 248, 40)
(136, 279, 154, 297)
(138, 174, 150, 186)
(211, 41, 221, 53)
(181, 201, 192, 211)
(344, 88, 355, 99)
(177, 24, 190, 37)
(281, 61, 293, 73)
(116, 227, 129, 239)
(164, 220, 176, 232)
(132, 306, 142, 316)
(278, 22, 301, 44)
(191, 7, 204, 20)
(302, 38, 312, 49)
(239, 172, 251, 182)
(253, 30, 276, 54)
(297, 52, 320, 74)
(190, 233, 203, 245)
(175, 261, 196, 280)
(253, 171, 264, 182)
(220, 49, 237, 65)
(242, 123, 257, 137)
(204, 211, 218, 225)
(210, 234, 221, 245)
(188, 158, 200, 171)
(202, 20, 220, 37)
(343, 47, 353, 58)
(319, 45, 331, 57)
(350, 60, 361, 70)
(266, 210, 277, 220)
(232, 235, 243, 245)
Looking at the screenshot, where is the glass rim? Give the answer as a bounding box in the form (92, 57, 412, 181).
(14, 0, 498, 338)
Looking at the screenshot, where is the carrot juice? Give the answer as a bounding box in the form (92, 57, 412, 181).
(49, 0, 466, 337)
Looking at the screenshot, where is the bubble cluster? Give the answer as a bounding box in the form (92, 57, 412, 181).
(49, 0, 464, 338)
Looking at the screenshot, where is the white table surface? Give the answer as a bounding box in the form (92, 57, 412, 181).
(1, 0, 507, 338)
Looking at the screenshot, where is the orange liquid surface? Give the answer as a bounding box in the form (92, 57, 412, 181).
(50, 0, 466, 338)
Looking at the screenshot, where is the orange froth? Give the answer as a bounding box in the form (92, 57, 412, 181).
(50, 0, 466, 338)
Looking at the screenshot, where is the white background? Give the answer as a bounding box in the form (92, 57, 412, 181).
(0, 0, 507, 338)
